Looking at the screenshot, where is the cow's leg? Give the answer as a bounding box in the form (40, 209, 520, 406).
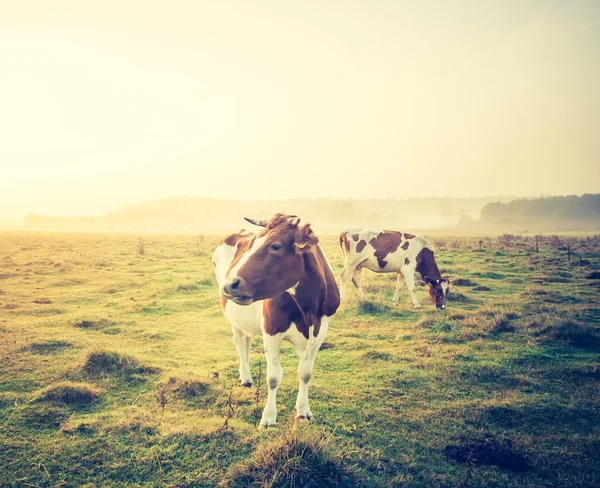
(401, 269, 421, 308)
(339, 264, 354, 301)
(351, 269, 366, 301)
(295, 316, 330, 421)
(232, 326, 253, 387)
(393, 273, 406, 305)
(260, 332, 284, 428)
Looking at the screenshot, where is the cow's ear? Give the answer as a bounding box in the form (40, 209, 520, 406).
(423, 276, 436, 286)
(295, 224, 318, 251)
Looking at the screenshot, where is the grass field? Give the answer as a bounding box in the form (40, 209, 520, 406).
(1, 231, 599, 487)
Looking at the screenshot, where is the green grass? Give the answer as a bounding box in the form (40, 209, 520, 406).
(0, 231, 599, 486)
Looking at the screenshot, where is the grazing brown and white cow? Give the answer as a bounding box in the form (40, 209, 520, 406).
(212, 214, 340, 428)
(339, 229, 450, 309)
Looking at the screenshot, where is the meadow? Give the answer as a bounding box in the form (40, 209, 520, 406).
(1, 231, 599, 487)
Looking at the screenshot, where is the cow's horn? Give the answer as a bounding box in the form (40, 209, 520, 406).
(244, 217, 267, 227)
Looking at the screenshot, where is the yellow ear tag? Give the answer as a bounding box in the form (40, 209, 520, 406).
(295, 242, 307, 249)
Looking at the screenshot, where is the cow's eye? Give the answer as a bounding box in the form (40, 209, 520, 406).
(269, 243, 282, 252)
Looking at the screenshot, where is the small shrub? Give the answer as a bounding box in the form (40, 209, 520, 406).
(473, 285, 491, 291)
(36, 382, 100, 406)
(586, 271, 600, 280)
(220, 426, 359, 487)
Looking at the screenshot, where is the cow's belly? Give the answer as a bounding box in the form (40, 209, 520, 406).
(359, 257, 403, 274)
(224, 300, 263, 336)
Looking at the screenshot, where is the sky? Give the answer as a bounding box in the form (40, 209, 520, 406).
(1, 0, 599, 221)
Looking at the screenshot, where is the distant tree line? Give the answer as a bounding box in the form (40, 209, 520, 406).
(479, 194, 600, 231)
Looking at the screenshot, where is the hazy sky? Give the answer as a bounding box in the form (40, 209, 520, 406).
(1, 0, 599, 220)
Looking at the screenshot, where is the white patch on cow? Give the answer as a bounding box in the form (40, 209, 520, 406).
(212, 243, 238, 289)
(441, 281, 449, 295)
(228, 235, 266, 278)
(286, 282, 300, 295)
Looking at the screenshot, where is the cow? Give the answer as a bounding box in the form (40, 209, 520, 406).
(339, 229, 450, 309)
(212, 213, 340, 428)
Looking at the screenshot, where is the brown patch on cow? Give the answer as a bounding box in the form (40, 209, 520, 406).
(403, 233, 415, 239)
(415, 247, 441, 279)
(221, 230, 252, 246)
(404, 257, 410, 265)
(369, 231, 402, 268)
(261, 245, 339, 339)
(339, 233, 350, 253)
(220, 294, 227, 310)
(401, 241, 410, 250)
(356, 239, 367, 253)
(351, 233, 360, 242)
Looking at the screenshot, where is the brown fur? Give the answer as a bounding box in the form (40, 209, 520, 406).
(401, 241, 410, 250)
(339, 233, 350, 253)
(226, 214, 339, 338)
(369, 231, 402, 268)
(356, 239, 367, 253)
(403, 233, 415, 239)
(351, 233, 360, 242)
(404, 257, 410, 265)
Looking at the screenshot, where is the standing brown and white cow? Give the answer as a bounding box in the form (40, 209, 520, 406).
(212, 214, 340, 428)
(339, 229, 450, 309)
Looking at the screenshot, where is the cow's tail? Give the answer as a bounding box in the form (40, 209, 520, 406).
(339, 232, 349, 256)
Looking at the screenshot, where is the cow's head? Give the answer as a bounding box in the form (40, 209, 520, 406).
(222, 214, 318, 305)
(424, 276, 450, 310)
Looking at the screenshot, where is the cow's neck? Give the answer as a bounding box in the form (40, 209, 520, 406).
(415, 247, 441, 279)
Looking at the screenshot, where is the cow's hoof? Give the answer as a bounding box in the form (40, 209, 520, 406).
(413, 304, 422, 309)
(241, 381, 253, 388)
(259, 421, 277, 429)
(296, 414, 312, 422)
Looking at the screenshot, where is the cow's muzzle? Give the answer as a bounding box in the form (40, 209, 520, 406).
(222, 276, 254, 305)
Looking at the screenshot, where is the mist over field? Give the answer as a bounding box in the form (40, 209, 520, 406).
(12, 193, 600, 234)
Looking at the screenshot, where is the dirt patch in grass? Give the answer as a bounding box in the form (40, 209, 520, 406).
(357, 301, 392, 315)
(586, 271, 600, 279)
(33, 298, 52, 304)
(444, 439, 530, 472)
(452, 278, 478, 287)
(447, 292, 471, 303)
(23, 340, 73, 355)
(220, 427, 360, 487)
(319, 341, 335, 350)
(36, 382, 101, 406)
(83, 351, 160, 376)
(73, 318, 113, 329)
(361, 351, 393, 361)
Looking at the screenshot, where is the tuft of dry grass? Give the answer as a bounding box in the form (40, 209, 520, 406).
(83, 350, 159, 376)
(219, 426, 360, 488)
(36, 381, 101, 406)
